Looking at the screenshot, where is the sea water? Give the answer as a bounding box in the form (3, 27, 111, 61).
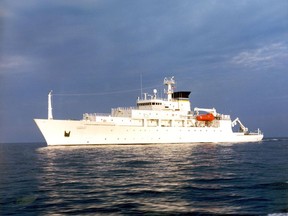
(0, 139, 287, 215)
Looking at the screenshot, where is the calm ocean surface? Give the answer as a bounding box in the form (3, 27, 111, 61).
(0, 139, 287, 215)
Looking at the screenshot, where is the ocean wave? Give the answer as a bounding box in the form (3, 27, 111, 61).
(264, 137, 288, 142)
(268, 213, 288, 216)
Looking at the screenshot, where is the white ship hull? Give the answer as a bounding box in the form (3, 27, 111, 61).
(35, 77, 263, 145)
(34, 119, 263, 146)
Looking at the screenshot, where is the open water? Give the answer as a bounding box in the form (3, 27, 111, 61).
(0, 139, 287, 216)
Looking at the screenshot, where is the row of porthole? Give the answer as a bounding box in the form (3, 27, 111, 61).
(108, 129, 223, 133)
(102, 131, 225, 141)
(93, 129, 224, 142)
(104, 137, 163, 141)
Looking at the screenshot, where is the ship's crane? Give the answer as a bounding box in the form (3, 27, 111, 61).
(231, 118, 249, 134)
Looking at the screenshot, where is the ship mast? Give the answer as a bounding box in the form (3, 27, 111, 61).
(164, 77, 175, 101)
(48, 90, 53, 120)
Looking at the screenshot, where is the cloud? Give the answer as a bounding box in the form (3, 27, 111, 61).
(0, 0, 13, 18)
(0, 8, 10, 18)
(230, 42, 288, 69)
(0, 55, 33, 72)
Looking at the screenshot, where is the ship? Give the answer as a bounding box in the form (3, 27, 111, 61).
(34, 77, 263, 145)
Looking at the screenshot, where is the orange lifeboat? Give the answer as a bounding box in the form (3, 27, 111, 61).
(196, 113, 215, 121)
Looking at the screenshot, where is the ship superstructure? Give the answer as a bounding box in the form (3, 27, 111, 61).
(34, 77, 263, 145)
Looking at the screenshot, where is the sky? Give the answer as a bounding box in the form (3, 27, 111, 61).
(0, 0, 287, 143)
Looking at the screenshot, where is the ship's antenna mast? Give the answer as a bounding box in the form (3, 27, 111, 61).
(140, 73, 143, 99)
(48, 90, 53, 120)
(164, 76, 175, 101)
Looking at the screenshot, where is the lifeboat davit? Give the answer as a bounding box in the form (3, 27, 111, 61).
(196, 113, 215, 121)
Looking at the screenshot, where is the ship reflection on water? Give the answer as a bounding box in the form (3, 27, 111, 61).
(35, 143, 264, 215)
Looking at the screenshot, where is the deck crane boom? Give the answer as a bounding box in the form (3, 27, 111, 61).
(231, 118, 249, 134)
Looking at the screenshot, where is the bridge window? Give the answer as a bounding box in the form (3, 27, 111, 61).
(138, 102, 162, 106)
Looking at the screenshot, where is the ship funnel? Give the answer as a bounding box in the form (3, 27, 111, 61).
(48, 90, 53, 120)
